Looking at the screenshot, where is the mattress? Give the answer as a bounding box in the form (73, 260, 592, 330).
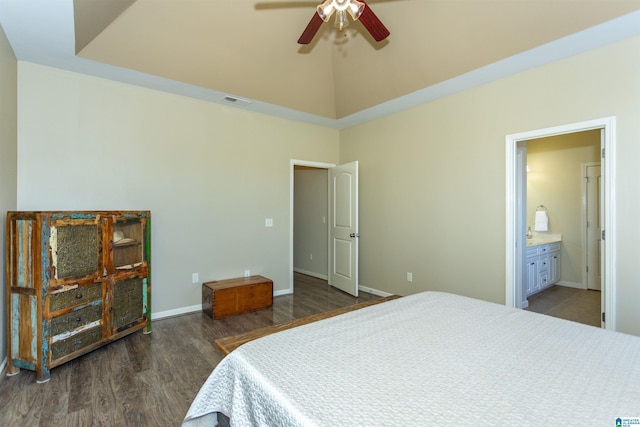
(183, 291, 640, 426)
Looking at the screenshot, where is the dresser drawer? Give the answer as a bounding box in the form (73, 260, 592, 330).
(50, 282, 103, 312)
(50, 326, 103, 361)
(50, 303, 102, 336)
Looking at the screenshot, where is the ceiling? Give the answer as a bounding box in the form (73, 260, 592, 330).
(2, 0, 640, 128)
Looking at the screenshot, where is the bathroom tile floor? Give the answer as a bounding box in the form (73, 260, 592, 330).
(525, 285, 601, 327)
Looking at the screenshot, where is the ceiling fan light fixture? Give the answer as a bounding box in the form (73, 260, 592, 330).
(316, 0, 335, 22)
(317, 0, 364, 23)
(334, 10, 349, 30)
(346, 0, 365, 21)
(298, 0, 389, 45)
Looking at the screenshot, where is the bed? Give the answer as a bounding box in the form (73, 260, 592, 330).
(182, 291, 640, 426)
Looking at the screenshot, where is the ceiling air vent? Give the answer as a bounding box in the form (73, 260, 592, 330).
(222, 96, 252, 107)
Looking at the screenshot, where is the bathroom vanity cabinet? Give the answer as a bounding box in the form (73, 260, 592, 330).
(5, 211, 151, 383)
(525, 242, 560, 297)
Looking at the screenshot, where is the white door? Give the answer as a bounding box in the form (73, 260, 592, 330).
(329, 161, 358, 296)
(585, 164, 601, 290)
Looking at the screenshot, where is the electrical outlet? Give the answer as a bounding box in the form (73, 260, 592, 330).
(192, 273, 199, 283)
(407, 272, 413, 282)
(244, 269, 251, 277)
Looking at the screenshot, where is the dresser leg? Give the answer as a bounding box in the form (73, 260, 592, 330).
(36, 368, 51, 383)
(6, 363, 20, 376)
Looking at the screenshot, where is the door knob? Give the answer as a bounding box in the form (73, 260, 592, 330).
(349, 233, 360, 238)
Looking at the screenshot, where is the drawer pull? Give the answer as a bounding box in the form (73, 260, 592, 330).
(75, 293, 83, 299)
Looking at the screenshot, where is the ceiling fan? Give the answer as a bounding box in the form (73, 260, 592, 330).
(297, 0, 390, 44)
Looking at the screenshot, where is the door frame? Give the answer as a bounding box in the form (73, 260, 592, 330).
(289, 159, 336, 294)
(505, 117, 616, 331)
(582, 162, 601, 291)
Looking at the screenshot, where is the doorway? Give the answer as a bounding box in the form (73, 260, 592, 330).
(290, 160, 335, 295)
(289, 160, 360, 297)
(505, 117, 616, 331)
(293, 165, 329, 282)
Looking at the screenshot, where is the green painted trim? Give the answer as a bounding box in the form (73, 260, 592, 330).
(144, 215, 152, 333)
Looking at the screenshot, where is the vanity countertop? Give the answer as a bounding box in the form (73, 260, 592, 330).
(526, 236, 562, 247)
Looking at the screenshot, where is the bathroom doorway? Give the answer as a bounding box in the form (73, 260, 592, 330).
(519, 131, 601, 327)
(525, 130, 600, 287)
(505, 117, 616, 331)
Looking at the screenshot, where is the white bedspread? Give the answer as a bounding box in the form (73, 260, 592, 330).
(183, 292, 640, 426)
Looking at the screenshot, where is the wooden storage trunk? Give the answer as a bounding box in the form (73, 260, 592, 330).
(202, 275, 273, 319)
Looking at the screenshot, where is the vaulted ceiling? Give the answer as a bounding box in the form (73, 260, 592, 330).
(2, 0, 640, 128)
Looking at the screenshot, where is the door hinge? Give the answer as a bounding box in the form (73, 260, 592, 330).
(602, 312, 606, 323)
(586, 265, 589, 273)
(601, 148, 605, 158)
(601, 230, 605, 240)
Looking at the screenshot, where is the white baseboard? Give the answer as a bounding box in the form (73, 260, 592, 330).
(291, 270, 391, 297)
(151, 304, 201, 320)
(293, 268, 328, 281)
(557, 281, 586, 290)
(274, 288, 292, 297)
(359, 284, 393, 297)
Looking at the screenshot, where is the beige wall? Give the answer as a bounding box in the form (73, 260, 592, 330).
(526, 131, 600, 285)
(294, 167, 328, 278)
(0, 23, 17, 365)
(340, 35, 640, 336)
(16, 62, 340, 314)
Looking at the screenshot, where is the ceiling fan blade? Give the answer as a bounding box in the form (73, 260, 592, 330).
(298, 12, 324, 44)
(358, 3, 390, 42)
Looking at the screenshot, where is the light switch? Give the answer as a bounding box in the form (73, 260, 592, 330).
(265, 218, 273, 227)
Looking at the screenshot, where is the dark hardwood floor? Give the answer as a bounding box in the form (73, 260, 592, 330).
(0, 273, 380, 426)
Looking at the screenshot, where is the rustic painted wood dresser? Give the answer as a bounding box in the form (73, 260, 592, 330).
(5, 211, 151, 382)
